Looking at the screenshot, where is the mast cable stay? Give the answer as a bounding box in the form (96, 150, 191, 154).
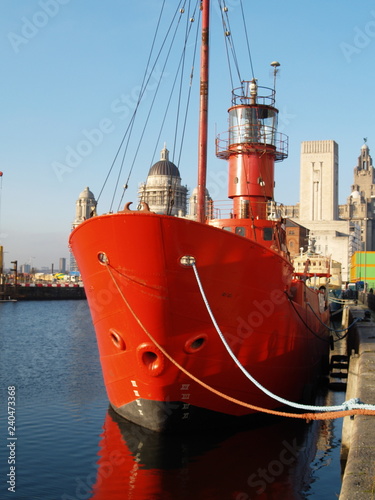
(169, 0, 200, 214)
(115, 1, 187, 211)
(98, 0, 168, 209)
(240, 0, 255, 80)
(123, 1, 201, 214)
(219, 0, 242, 84)
(175, 4, 200, 170)
(146, 0, 200, 172)
(172, 0, 192, 162)
(219, 1, 236, 90)
(97, 0, 185, 211)
(136, 1, 200, 212)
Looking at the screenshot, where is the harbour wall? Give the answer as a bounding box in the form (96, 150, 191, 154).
(339, 300, 375, 499)
(1, 284, 86, 300)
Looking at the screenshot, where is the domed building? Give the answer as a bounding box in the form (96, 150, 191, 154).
(72, 187, 97, 228)
(70, 187, 97, 273)
(188, 186, 213, 219)
(138, 146, 188, 216)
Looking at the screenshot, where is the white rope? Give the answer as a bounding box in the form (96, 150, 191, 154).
(192, 262, 375, 413)
(329, 297, 356, 305)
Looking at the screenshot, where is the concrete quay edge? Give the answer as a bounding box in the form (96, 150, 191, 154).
(339, 304, 375, 500)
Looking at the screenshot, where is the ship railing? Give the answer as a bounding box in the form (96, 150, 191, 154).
(231, 84, 275, 106)
(208, 200, 287, 220)
(216, 128, 288, 161)
(209, 201, 233, 220)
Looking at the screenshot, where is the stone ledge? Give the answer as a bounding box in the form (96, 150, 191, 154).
(340, 307, 375, 499)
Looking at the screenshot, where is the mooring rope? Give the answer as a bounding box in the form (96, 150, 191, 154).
(191, 262, 375, 413)
(330, 297, 356, 305)
(305, 301, 361, 334)
(104, 261, 375, 420)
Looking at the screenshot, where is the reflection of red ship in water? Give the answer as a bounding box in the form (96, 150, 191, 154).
(69, 0, 330, 432)
(89, 407, 321, 500)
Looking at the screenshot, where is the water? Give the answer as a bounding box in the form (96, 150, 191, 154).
(0, 301, 344, 499)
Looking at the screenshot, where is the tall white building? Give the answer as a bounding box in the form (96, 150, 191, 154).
(299, 140, 339, 221)
(290, 140, 361, 282)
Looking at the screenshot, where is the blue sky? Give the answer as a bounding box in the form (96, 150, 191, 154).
(0, 0, 375, 269)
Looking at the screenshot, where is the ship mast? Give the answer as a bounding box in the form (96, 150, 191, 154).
(196, 0, 209, 224)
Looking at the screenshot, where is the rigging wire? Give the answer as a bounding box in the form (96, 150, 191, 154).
(168, 0, 192, 215)
(137, 1, 200, 213)
(97, 1, 186, 211)
(218, 1, 235, 89)
(116, 2, 189, 212)
(220, 1, 242, 83)
(114, 1, 186, 211)
(167, 9, 201, 215)
(96, 0, 168, 209)
(172, 0, 191, 161)
(240, 0, 255, 80)
(175, 5, 200, 169)
(168, 0, 201, 215)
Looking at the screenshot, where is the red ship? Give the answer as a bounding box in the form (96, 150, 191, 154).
(69, 0, 330, 432)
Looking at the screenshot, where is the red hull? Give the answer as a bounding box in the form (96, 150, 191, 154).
(69, 211, 330, 431)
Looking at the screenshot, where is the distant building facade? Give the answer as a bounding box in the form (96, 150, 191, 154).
(283, 140, 362, 282)
(187, 187, 213, 220)
(299, 140, 339, 221)
(20, 263, 31, 274)
(71, 187, 97, 273)
(285, 219, 309, 258)
(59, 258, 67, 273)
(339, 141, 375, 251)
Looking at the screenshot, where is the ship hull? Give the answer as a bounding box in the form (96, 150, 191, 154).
(70, 211, 330, 431)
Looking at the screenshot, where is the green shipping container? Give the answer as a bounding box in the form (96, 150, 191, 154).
(351, 251, 375, 290)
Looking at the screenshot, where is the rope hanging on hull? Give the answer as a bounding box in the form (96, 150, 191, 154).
(103, 259, 375, 420)
(191, 262, 375, 413)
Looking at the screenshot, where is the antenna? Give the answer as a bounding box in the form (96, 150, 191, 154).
(270, 61, 280, 93)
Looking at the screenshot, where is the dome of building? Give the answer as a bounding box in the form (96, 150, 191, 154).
(79, 186, 95, 199)
(190, 186, 210, 196)
(350, 190, 361, 199)
(148, 146, 180, 178)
